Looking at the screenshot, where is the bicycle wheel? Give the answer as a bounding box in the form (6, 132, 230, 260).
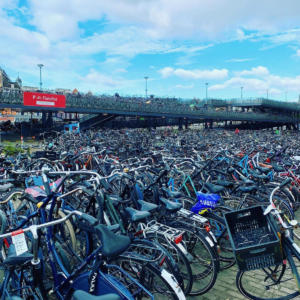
(236, 262, 299, 300)
(171, 223, 219, 296)
(131, 261, 184, 300)
(204, 212, 235, 270)
(137, 234, 192, 295)
(5, 189, 36, 228)
(142, 263, 184, 300)
(3, 267, 47, 300)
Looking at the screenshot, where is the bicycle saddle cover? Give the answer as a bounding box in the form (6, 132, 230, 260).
(72, 290, 121, 300)
(3, 244, 33, 267)
(125, 207, 151, 222)
(272, 164, 285, 172)
(204, 182, 225, 194)
(95, 224, 131, 258)
(162, 187, 182, 198)
(159, 197, 182, 212)
(0, 183, 13, 192)
(237, 185, 258, 193)
(216, 179, 234, 188)
(137, 200, 158, 212)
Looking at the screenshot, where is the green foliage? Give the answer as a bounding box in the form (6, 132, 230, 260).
(3, 143, 25, 156)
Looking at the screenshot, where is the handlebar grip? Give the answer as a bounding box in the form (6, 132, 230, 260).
(79, 213, 98, 226)
(279, 178, 292, 189)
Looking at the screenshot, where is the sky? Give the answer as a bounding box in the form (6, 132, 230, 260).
(1, 0, 300, 101)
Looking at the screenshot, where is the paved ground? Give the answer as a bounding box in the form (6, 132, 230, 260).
(189, 265, 244, 300)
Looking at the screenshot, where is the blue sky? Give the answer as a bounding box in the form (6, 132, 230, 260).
(2, 0, 300, 101)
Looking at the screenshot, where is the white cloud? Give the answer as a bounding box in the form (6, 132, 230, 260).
(210, 77, 267, 92)
(235, 66, 269, 77)
(226, 58, 254, 63)
(81, 70, 118, 88)
(159, 67, 228, 80)
(175, 84, 194, 89)
(2, 1, 300, 98)
(165, 44, 213, 54)
(210, 66, 300, 98)
(26, 0, 300, 42)
(159, 67, 174, 78)
(115, 68, 127, 74)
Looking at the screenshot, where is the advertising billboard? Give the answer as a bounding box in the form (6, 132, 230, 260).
(23, 92, 66, 108)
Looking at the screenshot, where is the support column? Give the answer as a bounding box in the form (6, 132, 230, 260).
(178, 118, 183, 130)
(184, 118, 189, 129)
(42, 112, 47, 128)
(46, 112, 53, 128)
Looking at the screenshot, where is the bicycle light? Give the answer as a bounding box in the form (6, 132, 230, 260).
(174, 234, 183, 244)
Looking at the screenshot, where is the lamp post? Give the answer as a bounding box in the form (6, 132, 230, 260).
(205, 82, 208, 100)
(267, 89, 269, 99)
(241, 86, 244, 99)
(144, 76, 148, 99)
(37, 64, 44, 90)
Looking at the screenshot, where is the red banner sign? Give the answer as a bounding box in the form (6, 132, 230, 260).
(23, 92, 66, 108)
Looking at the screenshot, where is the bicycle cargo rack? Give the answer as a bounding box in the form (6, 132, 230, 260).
(177, 208, 208, 223)
(224, 205, 282, 271)
(141, 220, 185, 243)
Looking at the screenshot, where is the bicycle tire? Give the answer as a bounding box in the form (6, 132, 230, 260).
(236, 262, 299, 300)
(203, 211, 236, 270)
(169, 223, 219, 296)
(146, 232, 193, 295)
(138, 262, 185, 300)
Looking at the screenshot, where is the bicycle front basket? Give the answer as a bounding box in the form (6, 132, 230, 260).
(224, 205, 282, 271)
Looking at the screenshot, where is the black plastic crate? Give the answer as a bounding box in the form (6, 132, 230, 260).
(44, 151, 58, 160)
(32, 151, 46, 159)
(32, 150, 58, 160)
(224, 206, 282, 271)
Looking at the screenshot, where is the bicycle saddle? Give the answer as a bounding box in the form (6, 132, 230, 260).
(249, 171, 269, 180)
(95, 224, 131, 258)
(0, 183, 13, 192)
(72, 290, 121, 300)
(137, 200, 158, 212)
(3, 244, 33, 267)
(162, 187, 182, 198)
(237, 186, 258, 193)
(272, 164, 285, 172)
(125, 207, 151, 222)
(256, 166, 271, 174)
(216, 179, 234, 188)
(204, 182, 225, 194)
(159, 197, 182, 212)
